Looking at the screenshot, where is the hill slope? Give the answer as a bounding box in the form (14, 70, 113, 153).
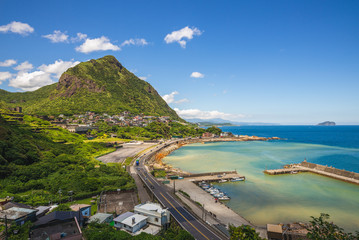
(0, 56, 179, 119)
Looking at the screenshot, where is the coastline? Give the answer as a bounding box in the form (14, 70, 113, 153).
(147, 136, 280, 174)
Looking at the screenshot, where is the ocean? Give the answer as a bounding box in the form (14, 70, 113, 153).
(163, 126, 359, 232)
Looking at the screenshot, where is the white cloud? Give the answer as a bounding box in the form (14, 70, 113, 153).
(139, 76, 147, 80)
(0, 21, 34, 35)
(9, 71, 52, 91)
(38, 60, 80, 78)
(162, 91, 179, 104)
(0, 72, 12, 83)
(42, 30, 69, 43)
(174, 108, 245, 121)
(164, 26, 202, 48)
(0, 59, 17, 67)
(14, 61, 33, 72)
(190, 72, 204, 78)
(162, 91, 189, 104)
(75, 36, 120, 53)
(71, 32, 88, 42)
(121, 38, 148, 47)
(9, 59, 79, 91)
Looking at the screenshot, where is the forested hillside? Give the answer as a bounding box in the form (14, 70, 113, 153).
(0, 113, 134, 205)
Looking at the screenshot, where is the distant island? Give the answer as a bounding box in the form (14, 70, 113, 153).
(317, 121, 336, 126)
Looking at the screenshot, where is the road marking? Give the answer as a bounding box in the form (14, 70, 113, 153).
(160, 193, 210, 240)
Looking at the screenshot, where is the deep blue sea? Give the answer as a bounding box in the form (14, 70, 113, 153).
(221, 126, 359, 172)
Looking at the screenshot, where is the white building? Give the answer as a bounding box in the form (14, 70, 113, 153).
(134, 202, 170, 226)
(113, 212, 147, 233)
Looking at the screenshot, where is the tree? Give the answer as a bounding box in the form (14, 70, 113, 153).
(229, 224, 263, 240)
(206, 126, 222, 136)
(306, 213, 359, 240)
(51, 204, 71, 212)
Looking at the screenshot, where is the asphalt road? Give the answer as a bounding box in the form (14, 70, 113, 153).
(98, 143, 154, 164)
(135, 144, 223, 240)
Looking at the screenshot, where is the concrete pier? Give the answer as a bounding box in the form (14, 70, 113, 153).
(264, 160, 359, 185)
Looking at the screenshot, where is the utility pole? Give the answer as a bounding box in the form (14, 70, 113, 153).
(5, 215, 8, 240)
(202, 204, 205, 221)
(173, 180, 176, 194)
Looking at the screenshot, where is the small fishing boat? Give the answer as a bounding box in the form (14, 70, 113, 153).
(230, 177, 245, 182)
(218, 196, 230, 201)
(218, 179, 227, 183)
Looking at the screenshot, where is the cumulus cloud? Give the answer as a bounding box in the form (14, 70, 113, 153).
(162, 91, 189, 104)
(0, 59, 17, 67)
(164, 26, 202, 48)
(75, 36, 120, 53)
(14, 61, 33, 72)
(0, 72, 12, 83)
(139, 76, 147, 80)
(121, 38, 148, 47)
(0, 21, 34, 35)
(9, 71, 52, 91)
(174, 108, 245, 121)
(38, 60, 80, 78)
(71, 32, 88, 42)
(9, 59, 79, 91)
(42, 30, 69, 43)
(190, 72, 204, 78)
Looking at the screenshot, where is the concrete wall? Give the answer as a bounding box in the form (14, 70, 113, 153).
(300, 161, 359, 180)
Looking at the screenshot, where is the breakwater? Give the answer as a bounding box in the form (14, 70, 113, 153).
(264, 160, 359, 185)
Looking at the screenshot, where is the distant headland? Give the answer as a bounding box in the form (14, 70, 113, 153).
(317, 121, 336, 126)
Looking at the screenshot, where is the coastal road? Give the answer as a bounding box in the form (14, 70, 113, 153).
(98, 143, 155, 164)
(134, 143, 223, 240)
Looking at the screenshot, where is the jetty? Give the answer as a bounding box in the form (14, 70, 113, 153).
(182, 170, 245, 183)
(264, 160, 359, 185)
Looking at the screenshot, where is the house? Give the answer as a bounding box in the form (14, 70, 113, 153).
(89, 213, 113, 224)
(1, 201, 33, 210)
(35, 206, 51, 218)
(267, 224, 283, 240)
(113, 212, 147, 233)
(134, 202, 170, 227)
(34, 211, 84, 227)
(30, 217, 83, 240)
(0, 207, 37, 225)
(202, 132, 214, 138)
(69, 204, 91, 217)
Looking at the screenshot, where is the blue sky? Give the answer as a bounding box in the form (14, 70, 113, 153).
(0, 0, 358, 124)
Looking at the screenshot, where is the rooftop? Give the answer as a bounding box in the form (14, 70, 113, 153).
(135, 203, 166, 213)
(267, 224, 283, 233)
(114, 212, 147, 227)
(89, 213, 113, 223)
(0, 207, 37, 220)
(69, 204, 91, 211)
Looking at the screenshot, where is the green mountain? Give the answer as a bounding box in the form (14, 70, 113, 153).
(0, 56, 180, 119)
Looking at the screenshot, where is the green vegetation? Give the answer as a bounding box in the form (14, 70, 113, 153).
(151, 169, 167, 178)
(0, 113, 135, 206)
(124, 157, 134, 166)
(50, 204, 71, 212)
(0, 56, 179, 119)
(206, 126, 222, 135)
(179, 190, 190, 198)
(306, 213, 359, 240)
(229, 224, 263, 240)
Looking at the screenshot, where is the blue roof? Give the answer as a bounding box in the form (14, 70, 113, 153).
(113, 212, 134, 223)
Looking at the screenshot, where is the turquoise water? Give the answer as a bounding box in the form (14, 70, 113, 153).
(163, 127, 359, 232)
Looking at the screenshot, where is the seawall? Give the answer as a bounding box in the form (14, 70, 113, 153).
(264, 161, 359, 185)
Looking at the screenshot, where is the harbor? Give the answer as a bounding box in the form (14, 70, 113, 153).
(264, 160, 359, 185)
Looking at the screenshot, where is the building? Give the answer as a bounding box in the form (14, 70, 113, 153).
(30, 217, 83, 240)
(202, 132, 214, 138)
(34, 211, 84, 227)
(113, 212, 147, 233)
(0, 207, 37, 225)
(134, 203, 170, 227)
(35, 206, 51, 218)
(267, 224, 283, 240)
(69, 204, 91, 217)
(89, 213, 113, 224)
(1, 201, 33, 210)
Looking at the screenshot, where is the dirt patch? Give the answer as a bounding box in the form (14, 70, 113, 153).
(97, 191, 138, 215)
